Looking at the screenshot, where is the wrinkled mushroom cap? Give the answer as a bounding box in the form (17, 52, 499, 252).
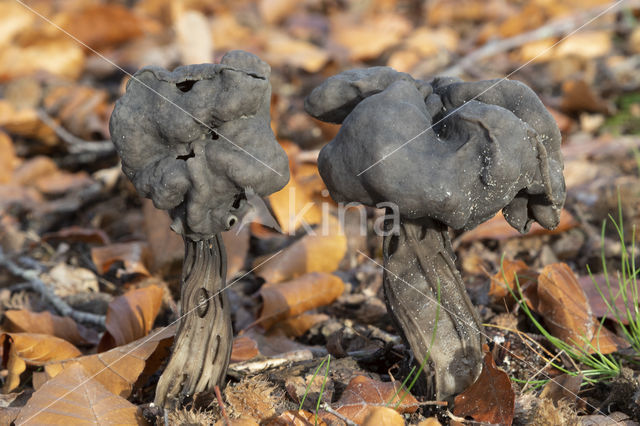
(306, 68, 565, 232)
(110, 51, 289, 240)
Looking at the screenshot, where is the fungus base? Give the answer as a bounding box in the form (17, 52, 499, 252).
(155, 235, 232, 408)
(383, 218, 483, 401)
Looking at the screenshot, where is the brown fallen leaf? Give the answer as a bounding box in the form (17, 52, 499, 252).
(222, 225, 250, 278)
(11, 156, 59, 187)
(3, 309, 98, 346)
(45, 325, 175, 397)
(0, 39, 85, 82)
(331, 14, 411, 61)
(362, 406, 405, 426)
(0, 131, 18, 184)
(42, 226, 111, 245)
(91, 241, 151, 276)
(142, 198, 183, 276)
(15, 363, 143, 425)
(264, 32, 329, 73)
(98, 284, 164, 351)
(579, 274, 636, 324)
(258, 272, 345, 330)
(269, 178, 324, 235)
(55, 4, 149, 50)
(231, 336, 260, 363)
(560, 79, 611, 114)
(453, 351, 515, 425)
(265, 410, 327, 426)
(332, 375, 418, 424)
(270, 313, 330, 337)
(253, 218, 347, 284)
(1, 333, 82, 392)
(536, 264, 622, 354)
(457, 209, 579, 244)
(540, 373, 583, 405)
(488, 259, 539, 307)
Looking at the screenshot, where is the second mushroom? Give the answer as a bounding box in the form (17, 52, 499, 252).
(306, 68, 566, 401)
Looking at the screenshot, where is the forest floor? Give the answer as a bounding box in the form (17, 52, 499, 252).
(2, 0, 640, 425)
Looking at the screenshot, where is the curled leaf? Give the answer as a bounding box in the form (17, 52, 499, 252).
(3, 309, 98, 346)
(98, 284, 164, 351)
(258, 272, 344, 330)
(453, 352, 515, 425)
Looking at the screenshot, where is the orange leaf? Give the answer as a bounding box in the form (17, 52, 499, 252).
(98, 285, 164, 351)
(258, 272, 344, 330)
(362, 406, 405, 426)
(254, 218, 347, 284)
(265, 410, 327, 426)
(488, 259, 539, 307)
(45, 325, 175, 397)
(15, 363, 143, 425)
(332, 375, 418, 424)
(453, 352, 515, 425)
(0, 130, 18, 184)
(91, 241, 151, 276)
(270, 313, 330, 337)
(0, 333, 82, 392)
(3, 309, 98, 346)
(536, 263, 621, 354)
(231, 336, 260, 363)
(457, 209, 579, 244)
(268, 179, 323, 234)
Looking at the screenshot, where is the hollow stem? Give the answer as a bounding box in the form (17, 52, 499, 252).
(383, 217, 483, 401)
(155, 234, 232, 408)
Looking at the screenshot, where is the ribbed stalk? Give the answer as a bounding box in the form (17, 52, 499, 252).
(383, 217, 483, 401)
(155, 234, 232, 408)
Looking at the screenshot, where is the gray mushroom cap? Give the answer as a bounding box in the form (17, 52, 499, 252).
(306, 68, 565, 232)
(110, 51, 290, 240)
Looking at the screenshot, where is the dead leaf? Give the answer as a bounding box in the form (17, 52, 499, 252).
(540, 373, 583, 405)
(254, 218, 347, 283)
(55, 4, 148, 50)
(536, 263, 621, 354)
(231, 336, 260, 363)
(98, 285, 164, 351)
(417, 418, 442, 426)
(266, 410, 327, 426)
(222, 225, 250, 278)
(91, 241, 151, 276)
(3, 309, 98, 346)
(0, 39, 85, 82)
(332, 375, 418, 424)
(488, 259, 539, 307)
(258, 272, 345, 329)
(362, 406, 405, 426)
(42, 262, 99, 298)
(259, 0, 299, 24)
(457, 209, 579, 244)
(11, 156, 58, 187)
(560, 79, 611, 114)
(579, 274, 636, 324)
(15, 363, 143, 425)
(34, 170, 95, 196)
(554, 31, 612, 60)
(453, 352, 515, 425)
(174, 10, 212, 64)
(0, 131, 18, 184)
(264, 32, 329, 73)
(45, 325, 175, 397)
(270, 313, 330, 337)
(42, 226, 111, 245)
(1, 333, 82, 392)
(269, 179, 324, 234)
(142, 199, 183, 276)
(332, 14, 411, 61)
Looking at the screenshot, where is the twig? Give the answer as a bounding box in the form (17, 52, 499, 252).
(0, 248, 105, 326)
(228, 349, 316, 374)
(320, 403, 357, 426)
(36, 109, 114, 155)
(443, 1, 640, 77)
(214, 385, 229, 426)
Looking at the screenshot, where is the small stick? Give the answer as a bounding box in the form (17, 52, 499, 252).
(443, 1, 640, 77)
(320, 403, 357, 426)
(214, 385, 229, 426)
(36, 109, 114, 155)
(0, 248, 105, 326)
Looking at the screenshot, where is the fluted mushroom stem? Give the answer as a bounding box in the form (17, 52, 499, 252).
(155, 234, 232, 408)
(383, 218, 483, 402)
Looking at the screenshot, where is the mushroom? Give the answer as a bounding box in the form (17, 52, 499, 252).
(305, 68, 565, 401)
(109, 51, 289, 407)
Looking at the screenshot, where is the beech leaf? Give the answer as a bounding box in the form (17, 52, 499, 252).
(3, 309, 99, 346)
